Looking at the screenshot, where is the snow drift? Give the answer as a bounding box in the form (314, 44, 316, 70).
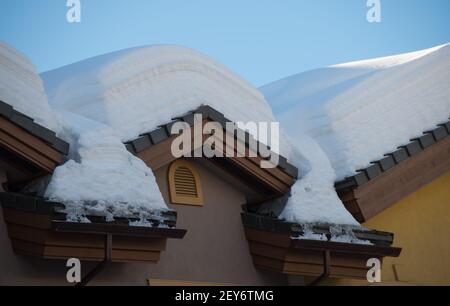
(0, 42, 58, 132)
(262, 43, 450, 180)
(41, 45, 278, 144)
(41, 44, 356, 226)
(40, 45, 287, 221)
(44, 111, 168, 221)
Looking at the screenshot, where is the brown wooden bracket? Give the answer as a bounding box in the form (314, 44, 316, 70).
(309, 250, 331, 286)
(76, 234, 112, 287)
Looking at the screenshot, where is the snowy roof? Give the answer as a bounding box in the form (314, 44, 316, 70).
(0, 42, 58, 132)
(41, 45, 279, 144)
(39, 44, 358, 227)
(261, 43, 450, 181)
(336, 119, 450, 191)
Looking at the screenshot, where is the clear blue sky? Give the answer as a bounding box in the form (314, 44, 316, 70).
(1, 0, 449, 87)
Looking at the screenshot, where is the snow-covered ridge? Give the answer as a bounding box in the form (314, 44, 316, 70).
(262, 43, 450, 180)
(0, 42, 58, 132)
(42, 45, 276, 143)
(332, 43, 449, 69)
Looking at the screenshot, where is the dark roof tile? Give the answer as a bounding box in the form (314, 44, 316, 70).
(401, 140, 422, 157)
(388, 148, 409, 164)
(0, 100, 13, 118)
(439, 122, 450, 134)
(414, 133, 435, 149)
(362, 163, 382, 180)
(354, 172, 369, 187)
(125, 143, 136, 154)
(426, 126, 448, 142)
(132, 135, 152, 153)
(149, 128, 168, 144)
(161, 120, 182, 136)
(375, 156, 396, 172)
(9, 111, 35, 133)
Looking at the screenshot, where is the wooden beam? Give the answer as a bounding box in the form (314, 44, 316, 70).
(0, 117, 64, 175)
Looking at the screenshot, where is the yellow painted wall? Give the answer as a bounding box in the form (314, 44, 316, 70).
(327, 171, 450, 286)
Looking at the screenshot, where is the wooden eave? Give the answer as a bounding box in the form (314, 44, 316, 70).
(242, 213, 401, 280)
(126, 105, 298, 199)
(0, 100, 69, 186)
(0, 192, 186, 263)
(336, 119, 450, 223)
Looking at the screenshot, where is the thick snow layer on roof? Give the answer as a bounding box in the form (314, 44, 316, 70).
(261, 43, 450, 180)
(39, 45, 285, 221)
(280, 135, 359, 226)
(39, 44, 361, 225)
(41, 45, 278, 144)
(44, 111, 168, 221)
(0, 43, 58, 131)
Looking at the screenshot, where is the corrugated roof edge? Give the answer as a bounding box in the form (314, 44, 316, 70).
(0, 100, 69, 155)
(335, 116, 450, 192)
(125, 105, 299, 178)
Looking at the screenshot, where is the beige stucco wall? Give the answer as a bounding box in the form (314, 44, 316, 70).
(0, 162, 286, 286)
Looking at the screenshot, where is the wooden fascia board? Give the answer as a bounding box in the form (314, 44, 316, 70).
(136, 119, 295, 196)
(0, 117, 64, 173)
(52, 221, 187, 239)
(341, 136, 450, 222)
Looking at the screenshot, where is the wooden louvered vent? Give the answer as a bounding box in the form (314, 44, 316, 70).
(168, 160, 204, 206)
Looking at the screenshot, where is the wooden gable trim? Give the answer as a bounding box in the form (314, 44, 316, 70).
(338, 135, 450, 223)
(0, 116, 64, 173)
(135, 118, 296, 198)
